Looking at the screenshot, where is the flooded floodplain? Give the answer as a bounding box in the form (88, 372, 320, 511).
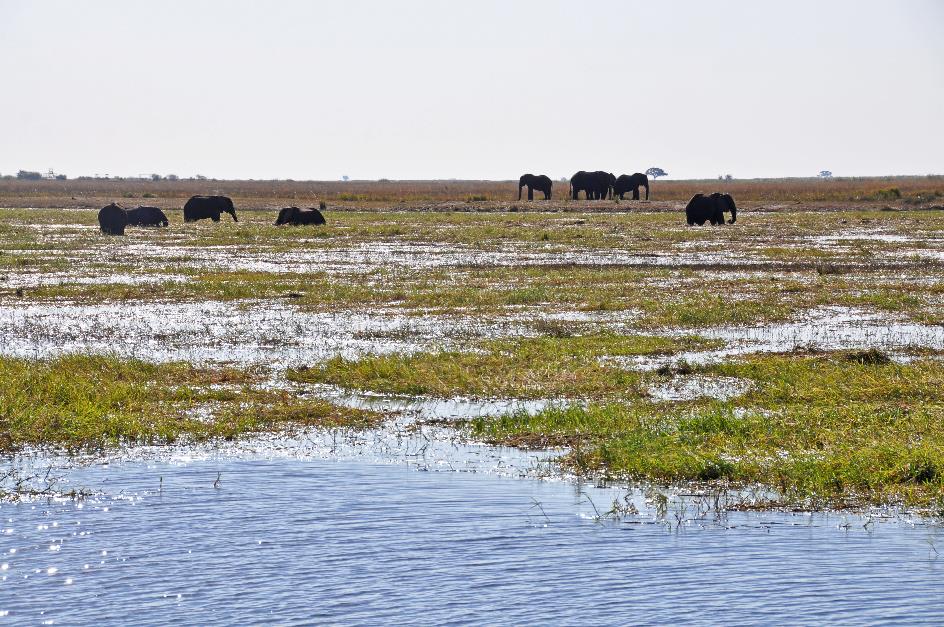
(1, 206, 944, 622)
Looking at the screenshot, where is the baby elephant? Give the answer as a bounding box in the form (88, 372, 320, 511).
(275, 206, 326, 226)
(98, 203, 128, 235)
(126, 206, 169, 227)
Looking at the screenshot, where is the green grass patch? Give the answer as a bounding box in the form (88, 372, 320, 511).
(0, 354, 379, 451)
(471, 352, 944, 510)
(289, 333, 719, 399)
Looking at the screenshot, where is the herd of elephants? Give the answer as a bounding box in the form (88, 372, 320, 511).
(96, 174, 737, 235)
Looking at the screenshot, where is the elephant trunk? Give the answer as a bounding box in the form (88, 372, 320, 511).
(728, 204, 737, 224)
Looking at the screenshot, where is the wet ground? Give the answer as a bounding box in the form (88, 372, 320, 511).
(2, 207, 944, 623)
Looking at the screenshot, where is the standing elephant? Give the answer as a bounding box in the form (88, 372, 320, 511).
(614, 173, 650, 200)
(98, 203, 128, 235)
(275, 206, 327, 225)
(570, 171, 614, 200)
(685, 193, 737, 225)
(127, 206, 169, 227)
(518, 174, 552, 200)
(183, 195, 238, 222)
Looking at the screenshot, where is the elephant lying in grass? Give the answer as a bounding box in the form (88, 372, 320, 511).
(275, 206, 327, 225)
(127, 206, 169, 227)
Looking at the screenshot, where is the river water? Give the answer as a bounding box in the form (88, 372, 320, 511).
(1, 439, 942, 625)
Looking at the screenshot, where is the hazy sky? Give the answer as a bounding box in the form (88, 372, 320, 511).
(1, 0, 942, 180)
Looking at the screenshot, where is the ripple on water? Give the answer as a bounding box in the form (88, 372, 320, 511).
(0, 454, 941, 625)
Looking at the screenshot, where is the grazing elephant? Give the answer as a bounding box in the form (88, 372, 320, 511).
(570, 171, 614, 200)
(98, 203, 128, 235)
(596, 171, 617, 200)
(183, 195, 238, 222)
(517, 173, 552, 200)
(614, 173, 650, 200)
(685, 193, 737, 225)
(126, 206, 169, 227)
(275, 206, 327, 226)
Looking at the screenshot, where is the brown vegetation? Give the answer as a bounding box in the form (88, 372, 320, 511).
(0, 175, 942, 210)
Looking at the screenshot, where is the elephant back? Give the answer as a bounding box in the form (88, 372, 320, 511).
(98, 203, 129, 235)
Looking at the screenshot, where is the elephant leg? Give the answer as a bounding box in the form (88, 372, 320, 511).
(632, 188, 639, 200)
(543, 190, 550, 200)
(527, 187, 534, 201)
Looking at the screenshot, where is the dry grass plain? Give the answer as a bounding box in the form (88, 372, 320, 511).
(1, 175, 942, 211)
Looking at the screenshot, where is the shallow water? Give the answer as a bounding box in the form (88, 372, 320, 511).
(626, 307, 944, 371)
(0, 302, 531, 367)
(1, 451, 942, 625)
(0, 301, 638, 368)
(91, 240, 765, 275)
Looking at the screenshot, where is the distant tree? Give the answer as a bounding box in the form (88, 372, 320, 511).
(166, 174, 179, 181)
(645, 167, 668, 179)
(818, 170, 833, 179)
(16, 170, 42, 180)
(55, 174, 67, 180)
(724, 174, 733, 181)
(195, 174, 207, 180)
(342, 175, 350, 181)
(151, 173, 162, 181)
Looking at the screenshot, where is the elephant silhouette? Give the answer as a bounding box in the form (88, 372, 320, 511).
(518, 174, 552, 200)
(685, 193, 737, 225)
(98, 203, 128, 235)
(126, 206, 169, 227)
(184, 196, 238, 222)
(614, 173, 649, 200)
(570, 171, 614, 200)
(275, 206, 327, 225)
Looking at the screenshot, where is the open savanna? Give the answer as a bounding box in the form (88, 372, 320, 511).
(1, 203, 943, 512)
(1, 175, 943, 210)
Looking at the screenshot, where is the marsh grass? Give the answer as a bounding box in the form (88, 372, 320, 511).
(471, 352, 944, 510)
(2, 207, 943, 327)
(288, 333, 721, 399)
(0, 355, 378, 451)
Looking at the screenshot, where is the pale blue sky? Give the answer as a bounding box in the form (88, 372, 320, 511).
(1, 0, 941, 180)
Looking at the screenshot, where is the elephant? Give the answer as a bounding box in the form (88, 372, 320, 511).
(570, 171, 614, 200)
(126, 206, 169, 227)
(98, 203, 128, 235)
(614, 173, 650, 200)
(685, 193, 737, 225)
(275, 206, 326, 226)
(183, 195, 238, 222)
(592, 171, 616, 200)
(517, 174, 552, 200)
